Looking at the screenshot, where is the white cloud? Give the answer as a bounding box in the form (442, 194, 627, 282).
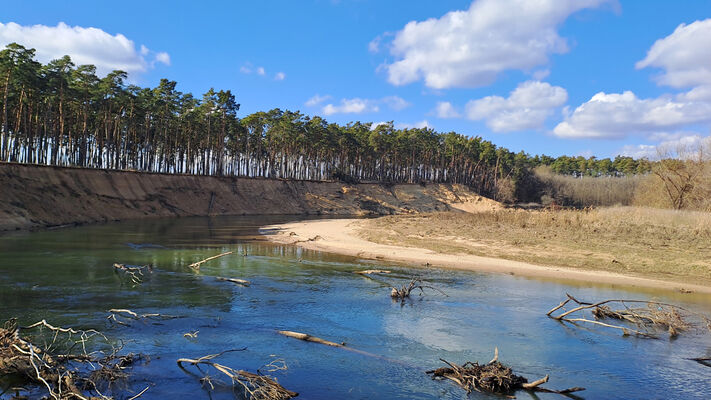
(305, 94, 331, 107)
(396, 120, 432, 130)
(382, 95, 410, 111)
(274, 71, 286, 81)
(240, 65, 252, 74)
(256, 66, 266, 76)
(382, 0, 612, 89)
(0, 21, 169, 77)
(617, 134, 710, 159)
(636, 19, 711, 88)
(435, 101, 461, 118)
(154, 52, 170, 66)
(321, 96, 410, 116)
(553, 90, 711, 139)
(465, 80, 567, 132)
(323, 98, 379, 116)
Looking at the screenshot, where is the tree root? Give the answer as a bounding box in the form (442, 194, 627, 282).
(547, 293, 711, 339)
(177, 350, 297, 400)
(426, 348, 584, 396)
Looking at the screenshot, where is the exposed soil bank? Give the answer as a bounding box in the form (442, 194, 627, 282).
(0, 162, 497, 232)
(260, 219, 711, 295)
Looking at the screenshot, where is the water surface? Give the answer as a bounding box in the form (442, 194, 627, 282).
(1, 216, 710, 399)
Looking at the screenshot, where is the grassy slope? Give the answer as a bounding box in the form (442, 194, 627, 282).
(358, 207, 711, 286)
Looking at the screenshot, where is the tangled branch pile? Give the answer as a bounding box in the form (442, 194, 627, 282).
(177, 350, 297, 400)
(0, 318, 144, 399)
(426, 349, 584, 396)
(547, 293, 711, 338)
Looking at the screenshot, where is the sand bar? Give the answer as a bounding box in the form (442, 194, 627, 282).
(260, 218, 711, 295)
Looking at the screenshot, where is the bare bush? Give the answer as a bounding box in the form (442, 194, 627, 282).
(535, 166, 642, 207)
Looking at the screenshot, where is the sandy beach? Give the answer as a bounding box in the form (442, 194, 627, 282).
(260, 218, 711, 295)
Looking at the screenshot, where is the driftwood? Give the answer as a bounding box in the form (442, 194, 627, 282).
(216, 277, 251, 286)
(113, 263, 152, 285)
(426, 348, 584, 396)
(177, 349, 297, 400)
(0, 318, 144, 400)
(547, 293, 711, 339)
(188, 251, 234, 271)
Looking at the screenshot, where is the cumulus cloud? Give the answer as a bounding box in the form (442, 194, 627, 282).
(256, 66, 266, 76)
(435, 101, 461, 118)
(274, 71, 286, 81)
(382, 0, 612, 89)
(321, 96, 410, 116)
(465, 80, 567, 132)
(0, 21, 169, 77)
(636, 19, 711, 88)
(553, 90, 711, 139)
(617, 134, 710, 159)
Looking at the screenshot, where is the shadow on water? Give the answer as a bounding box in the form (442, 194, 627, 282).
(1, 215, 711, 399)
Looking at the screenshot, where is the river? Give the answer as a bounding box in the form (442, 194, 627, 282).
(1, 216, 709, 399)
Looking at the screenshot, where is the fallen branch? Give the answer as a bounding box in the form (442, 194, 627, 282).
(216, 277, 251, 287)
(426, 348, 584, 396)
(188, 251, 234, 271)
(177, 350, 297, 400)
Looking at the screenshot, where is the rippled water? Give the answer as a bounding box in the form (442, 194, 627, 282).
(1, 216, 710, 399)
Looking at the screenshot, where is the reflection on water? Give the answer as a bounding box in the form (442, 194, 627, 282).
(1, 216, 710, 399)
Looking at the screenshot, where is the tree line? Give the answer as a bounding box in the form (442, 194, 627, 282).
(0, 43, 650, 202)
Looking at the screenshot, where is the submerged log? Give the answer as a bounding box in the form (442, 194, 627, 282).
(277, 330, 345, 347)
(354, 269, 391, 275)
(216, 276, 251, 286)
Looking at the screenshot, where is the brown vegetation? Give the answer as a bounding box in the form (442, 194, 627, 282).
(358, 207, 711, 285)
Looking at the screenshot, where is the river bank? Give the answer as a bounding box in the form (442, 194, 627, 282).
(260, 215, 711, 295)
(0, 162, 497, 232)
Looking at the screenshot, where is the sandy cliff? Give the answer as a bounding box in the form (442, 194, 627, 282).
(0, 162, 499, 232)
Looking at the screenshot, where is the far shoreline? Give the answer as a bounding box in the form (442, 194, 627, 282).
(259, 218, 711, 296)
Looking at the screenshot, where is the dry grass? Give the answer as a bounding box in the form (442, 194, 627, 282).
(358, 207, 711, 285)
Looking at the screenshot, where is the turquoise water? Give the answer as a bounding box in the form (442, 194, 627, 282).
(1, 216, 710, 399)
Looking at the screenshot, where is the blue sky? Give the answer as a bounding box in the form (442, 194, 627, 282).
(2, 0, 710, 158)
